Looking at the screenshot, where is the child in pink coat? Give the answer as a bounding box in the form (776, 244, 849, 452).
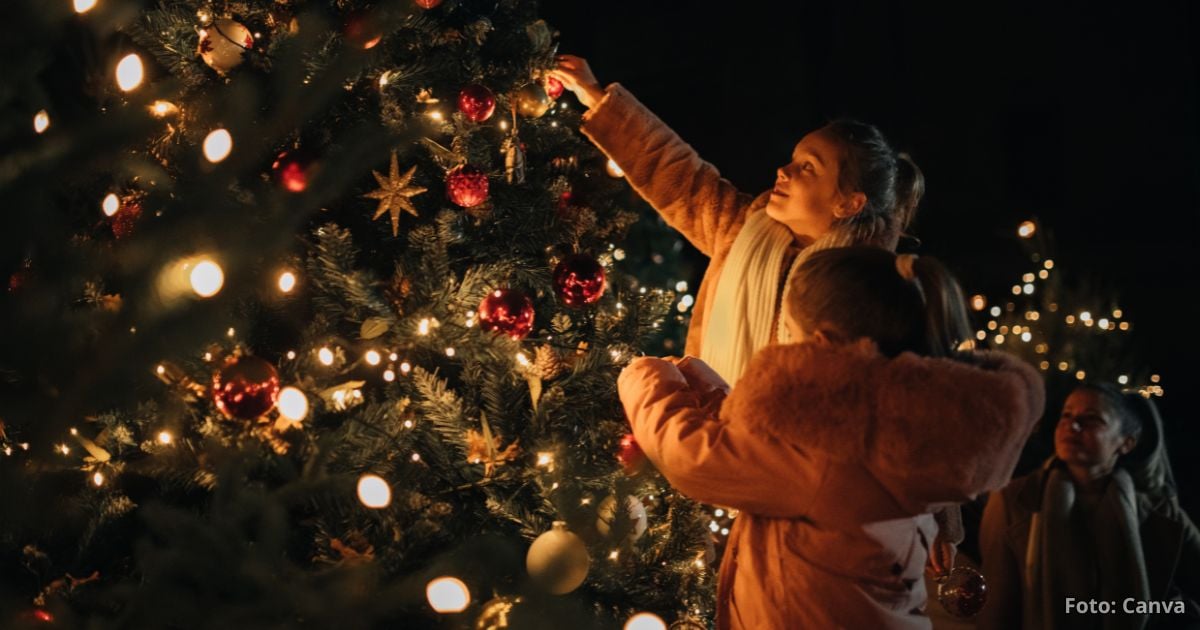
(618, 247, 1045, 629)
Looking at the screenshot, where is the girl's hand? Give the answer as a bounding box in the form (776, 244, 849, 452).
(926, 540, 957, 580)
(551, 54, 605, 109)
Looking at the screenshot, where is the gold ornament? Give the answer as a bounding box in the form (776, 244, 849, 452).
(501, 131, 526, 184)
(515, 83, 552, 118)
(475, 595, 522, 629)
(465, 413, 520, 477)
(363, 151, 427, 236)
(198, 18, 254, 74)
(526, 521, 590, 594)
(595, 494, 648, 543)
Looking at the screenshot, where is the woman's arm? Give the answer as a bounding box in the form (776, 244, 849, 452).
(554, 56, 755, 258)
(977, 490, 1023, 630)
(617, 357, 820, 517)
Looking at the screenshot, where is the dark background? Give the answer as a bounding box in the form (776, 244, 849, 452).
(542, 1, 1200, 513)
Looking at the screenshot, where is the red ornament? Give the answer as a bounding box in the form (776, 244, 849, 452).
(553, 254, 606, 307)
(617, 433, 646, 475)
(446, 165, 489, 208)
(271, 150, 317, 193)
(478, 289, 535, 340)
(544, 76, 564, 100)
(937, 566, 988, 618)
(212, 355, 281, 419)
(414, 0, 442, 8)
(556, 190, 573, 212)
(109, 197, 142, 239)
(458, 84, 496, 123)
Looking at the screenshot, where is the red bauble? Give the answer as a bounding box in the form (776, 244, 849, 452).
(617, 433, 646, 475)
(478, 289, 535, 340)
(110, 198, 142, 239)
(937, 566, 988, 618)
(414, 0, 442, 8)
(553, 254, 606, 307)
(458, 84, 496, 123)
(544, 76, 564, 100)
(271, 150, 317, 193)
(212, 355, 281, 419)
(446, 165, 489, 208)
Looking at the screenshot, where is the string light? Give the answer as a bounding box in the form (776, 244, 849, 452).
(1039, 270, 1049, 279)
(1059, 362, 1070, 372)
(426, 577, 470, 613)
(536, 452, 553, 467)
(676, 281, 689, 292)
(970, 295, 986, 311)
(411, 452, 421, 462)
(102, 193, 120, 217)
(1119, 322, 1130, 331)
(1151, 374, 1161, 383)
(157, 431, 173, 445)
(226, 327, 236, 337)
(1023, 273, 1036, 283)
(92, 471, 105, 486)
(428, 110, 444, 121)
(1018, 221, 1037, 238)
(203, 129, 233, 163)
(418, 319, 431, 335)
(189, 259, 224, 297)
(277, 387, 308, 422)
(365, 350, 382, 366)
(1118, 375, 1129, 385)
(994, 335, 1005, 345)
(149, 100, 179, 117)
(1076, 370, 1087, 381)
(356, 474, 391, 508)
(33, 110, 50, 133)
(383, 369, 396, 382)
(389, 352, 398, 362)
(624, 613, 666, 630)
(116, 53, 144, 91)
(445, 347, 455, 357)
(1113, 309, 1123, 319)
(976, 331, 987, 341)
(318, 347, 335, 366)
(1022, 284, 1034, 295)
(74, 0, 98, 13)
(277, 271, 297, 293)
(613, 248, 626, 261)
(1040, 361, 1050, 370)
(1021, 332, 1032, 342)
(990, 306, 1002, 317)
(605, 159, 625, 178)
(609, 550, 620, 561)
(1098, 318, 1109, 329)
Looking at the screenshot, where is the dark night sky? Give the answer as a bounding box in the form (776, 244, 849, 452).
(542, 1, 1200, 509)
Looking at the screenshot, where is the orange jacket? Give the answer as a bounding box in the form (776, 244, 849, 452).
(618, 341, 1044, 629)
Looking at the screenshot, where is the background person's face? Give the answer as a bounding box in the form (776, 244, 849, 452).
(1054, 389, 1135, 472)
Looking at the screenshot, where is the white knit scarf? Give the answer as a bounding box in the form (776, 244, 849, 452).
(701, 208, 896, 385)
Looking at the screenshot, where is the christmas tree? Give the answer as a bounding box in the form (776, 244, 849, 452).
(0, 1, 713, 627)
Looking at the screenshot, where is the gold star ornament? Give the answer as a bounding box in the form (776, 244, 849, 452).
(363, 151, 426, 236)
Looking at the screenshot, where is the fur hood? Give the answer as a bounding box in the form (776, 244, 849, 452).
(722, 340, 1045, 498)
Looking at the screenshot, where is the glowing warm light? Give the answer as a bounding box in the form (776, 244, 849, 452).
(116, 53, 144, 91)
(1119, 322, 1130, 331)
(1040, 361, 1050, 370)
(33, 110, 50, 133)
(970, 295, 986, 311)
(1038, 270, 1049, 280)
(1076, 370, 1087, 381)
(1021, 332, 1032, 342)
(92, 471, 105, 486)
(516, 352, 530, 367)
(428, 110, 444, 121)
(609, 550, 620, 561)
(675, 281, 689, 293)
(976, 331, 987, 341)
(411, 452, 421, 462)
(990, 306, 1002, 317)
(1023, 273, 1035, 283)
(203, 128, 233, 163)
(102, 193, 120, 216)
(1022, 284, 1034, 295)
(1151, 374, 1161, 383)
(1099, 318, 1110, 329)
(1113, 309, 1123, 319)
(1011, 285, 1022, 296)
(445, 347, 455, 357)
(1080, 311, 1092, 321)
(365, 350, 382, 366)
(277, 387, 308, 422)
(426, 577, 470, 613)
(357, 474, 391, 508)
(74, 0, 98, 13)
(149, 100, 178, 117)
(318, 347, 335, 366)
(400, 361, 411, 374)
(188, 259, 223, 297)
(536, 452, 554, 467)
(1018, 221, 1037, 238)
(383, 369, 396, 381)
(1119, 375, 1129, 385)
(1066, 315, 1076, 325)
(624, 613, 666, 630)
(1044, 259, 1055, 269)
(157, 431, 173, 445)
(277, 271, 297, 293)
(606, 158, 625, 178)
(418, 318, 431, 335)
(994, 335, 1005, 345)
(1059, 362, 1069, 371)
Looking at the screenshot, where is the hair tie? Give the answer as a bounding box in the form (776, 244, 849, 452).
(895, 254, 918, 281)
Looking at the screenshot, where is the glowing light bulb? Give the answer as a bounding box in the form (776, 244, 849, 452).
(92, 471, 105, 486)
(1021, 332, 1032, 342)
(428, 110, 444, 121)
(1118, 375, 1129, 385)
(318, 347, 335, 366)
(623, 610, 666, 627)
(189, 259, 223, 297)
(149, 100, 178, 117)
(116, 53, 144, 91)
(157, 431, 173, 445)
(365, 350, 382, 366)
(277, 387, 308, 422)
(537, 452, 553, 467)
(445, 347, 455, 357)
(33, 110, 50, 133)
(102, 193, 120, 216)
(606, 158, 625, 178)
(203, 128, 233, 163)
(357, 474, 391, 508)
(383, 369, 396, 382)
(970, 295, 986, 311)
(74, 0, 98, 12)
(418, 319, 430, 335)
(426, 577, 470, 613)
(1018, 221, 1036, 238)
(277, 271, 297, 293)
(400, 361, 411, 374)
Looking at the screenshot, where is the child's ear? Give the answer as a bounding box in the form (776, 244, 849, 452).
(811, 330, 832, 346)
(833, 192, 867, 219)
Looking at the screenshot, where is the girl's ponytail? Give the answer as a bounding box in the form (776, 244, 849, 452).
(908, 255, 973, 358)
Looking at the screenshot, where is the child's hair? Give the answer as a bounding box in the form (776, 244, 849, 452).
(1072, 382, 1144, 440)
(1071, 383, 1176, 497)
(822, 119, 925, 235)
(785, 246, 971, 358)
